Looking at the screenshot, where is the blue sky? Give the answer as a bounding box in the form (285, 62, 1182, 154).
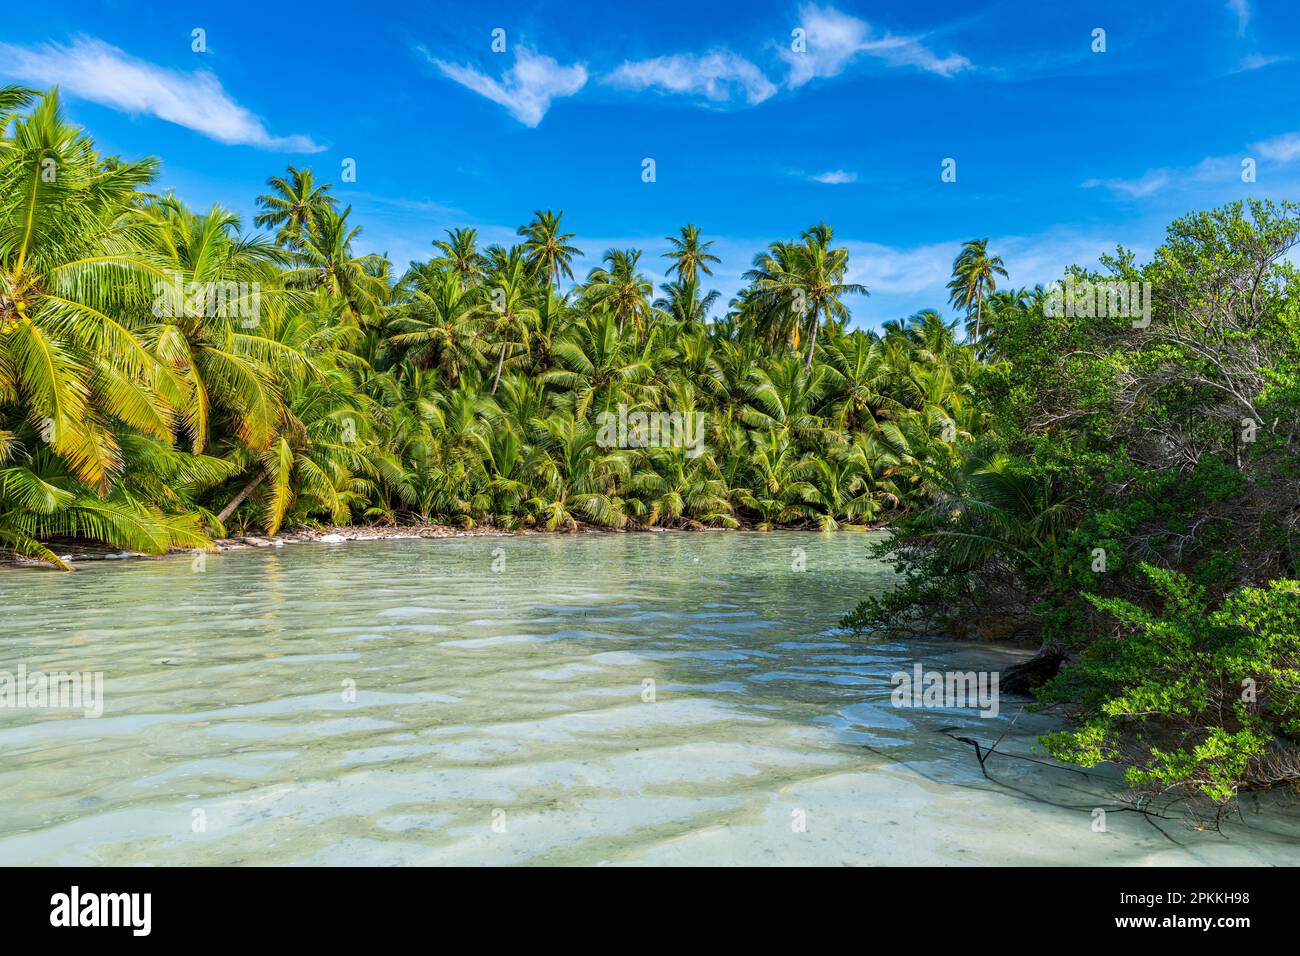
(2, 0, 1298, 326)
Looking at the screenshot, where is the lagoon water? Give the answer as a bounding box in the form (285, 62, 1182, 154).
(1, 531, 1296, 865)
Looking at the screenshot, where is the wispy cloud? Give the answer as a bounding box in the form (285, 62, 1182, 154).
(1253, 131, 1300, 163)
(842, 240, 952, 296)
(1229, 52, 1289, 74)
(1082, 169, 1172, 199)
(781, 4, 971, 88)
(1083, 128, 1300, 200)
(1227, 0, 1250, 36)
(603, 4, 973, 110)
(424, 45, 586, 127)
(0, 36, 322, 151)
(344, 190, 467, 224)
(809, 169, 857, 184)
(604, 52, 777, 106)
(836, 229, 1155, 325)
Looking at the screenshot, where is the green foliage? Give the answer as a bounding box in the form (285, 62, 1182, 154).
(845, 198, 1300, 802)
(7, 86, 1295, 807)
(0, 88, 979, 569)
(1039, 567, 1300, 803)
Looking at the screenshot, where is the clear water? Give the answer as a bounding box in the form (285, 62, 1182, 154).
(1, 531, 1295, 865)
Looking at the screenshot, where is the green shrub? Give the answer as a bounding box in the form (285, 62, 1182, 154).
(1039, 565, 1300, 803)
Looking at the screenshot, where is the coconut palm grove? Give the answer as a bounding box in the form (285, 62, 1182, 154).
(1, 78, 1298, 816)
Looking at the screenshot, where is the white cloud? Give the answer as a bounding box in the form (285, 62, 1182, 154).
(1253, 131, 1300, 163)
(836, 230, 1155, 326)
(597, 6, 968, 112)
(809, 169, 857, 184)
(842, 240, 952, 295)
(426, 45, 586, 127)
(0, 36, 322, 151)
(604, 52, 777, 106)
(782, 4, 971, 88)
(1228, 0, 1250, 36)
(988, 231, 1152, 292)
(1082, 169, 1172, 199)
(1083, 132, 1300, 201)
(1230, 52, 1288, 73)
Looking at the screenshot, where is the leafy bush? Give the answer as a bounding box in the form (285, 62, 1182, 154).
(1039, 565, 1300, 803)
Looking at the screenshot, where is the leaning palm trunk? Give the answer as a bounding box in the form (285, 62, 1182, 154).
(805, 308, 819, 368)
(491, 342, 508, 394)
(217, 470, 267, 524)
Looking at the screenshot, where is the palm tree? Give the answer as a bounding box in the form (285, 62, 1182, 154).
(217, 371, 371, 534)
(0, 447, 214, 568)
(431, 227, 486, 288)
(654, 275, 720, 329)
(527, 413, 629, 530)
(527, 286, 573, 373)
(742, 354, 829, 443)
(739, 241, 800, 350)
(744, 224, 866, 367)
(0, 85, 35, 138)
(899, 308, 962, 363)
(286, 206, 390, 322)
(474, 252, 538, 394)
(254, 165, 337, 249)
(139, 196, 295, 454)
(905, 441, 1078, 577)
(789, 223, 867, 368)
(518, 209, 581, 290)
(0, 89, 169, 491)
(470, 422, 535, 526)
(542, 311, 652, 417)
(259, 374, 370, 533)
(947, 239, 1007, 352)
(628, 444, 736, 528)
(386, 263, 481, 384)
(583, 249, 656, 336)
(820, 330, 901, 434)
(663, 224, 720, 285)
(492, 366, 547, 418)
(737, 428, 801, 529)
(982, 285, 1039, 360)
(787, 446, 881, 530)
(671, 326, 726, 402)
(0, 89, 241, 562)
(0, 84, 1013, 567)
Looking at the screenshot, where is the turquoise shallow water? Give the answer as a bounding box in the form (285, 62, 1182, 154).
(0, 531, 1296, 865)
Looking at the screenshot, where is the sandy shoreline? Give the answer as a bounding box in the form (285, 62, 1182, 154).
(5, 522, 877, 570)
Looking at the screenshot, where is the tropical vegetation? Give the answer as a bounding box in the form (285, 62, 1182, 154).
(0, 86, 973, 566)
(843, 200, 1300, 809)
(2, 87, 1295, 808)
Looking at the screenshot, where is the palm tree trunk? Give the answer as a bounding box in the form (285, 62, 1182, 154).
(491, 342, 507, 394)
(217, 470, 267, 524)
(805, 307, 819, 369)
